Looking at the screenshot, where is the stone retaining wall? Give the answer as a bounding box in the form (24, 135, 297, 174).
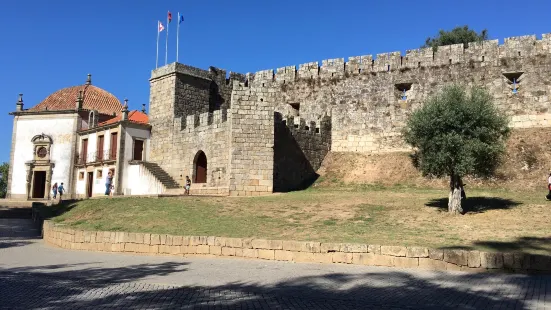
(42, 220, 551, 274)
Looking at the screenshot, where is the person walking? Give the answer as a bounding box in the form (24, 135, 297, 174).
(57, 183, 65, 202)
(52, 182, 58, 199)
(105, 170, 114, 196)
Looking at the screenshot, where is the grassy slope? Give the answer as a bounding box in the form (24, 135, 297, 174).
(48, 186, 551, 254)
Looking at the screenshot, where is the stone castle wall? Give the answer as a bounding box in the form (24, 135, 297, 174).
(148, 63, 245, 187)
(244, 33, 551, 153)
(273, 113, 331, 192)
(228, 84, 274, 196)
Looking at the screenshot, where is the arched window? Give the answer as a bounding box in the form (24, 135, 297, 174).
(193, 151, 207, 183)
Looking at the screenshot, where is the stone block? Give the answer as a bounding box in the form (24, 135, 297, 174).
(165, 235, 173, 246)
(149, 245, 159, 254)
(242, 238, 253, 249)
(234, 248, 243, 257)
(151, 234, 161, 245)
(190, 236, 207, 246)
(182, 246, 197, 254)
(480, 252, 504, 269)
(529, 254, 551, 271)
(252, 239, 282, 250)
(111, 243, 124, 252)
(418, 258, 447, 271)
(444, 249, 468, 266)
(258, 249, 275, 260)
(127, 233, 136, 243)
(446, 263, 463, 271)
(135, 233, 144, 244)
(293, 252, 315, 263)
(225, 238, 243, 248)
(124, 243, 137, 252)
(381, 246, 406, 257)
(242, 248, 258, 258)
(332, 252, 353, 264)
(314, 253, 333, 264)
(160, 234, 167, 245)
(368, 245, 381, 254)
(406, 247, 429, 258)
(342, 243, 368, 253)
(282, 240, 302, 251)
(468, 251, 482, 268)
(221, 247, 236, 256)
(274, 250, 294, 261)
(137, 244, 150, 253)
(429, 249, 444, 260)
(159, 245, 171, 254)
(170, 245, 181, 255)
(173, 236, 183, 246)
(207, 236, 216, 246)
(196, 245, 210, 254)
(392, 256, 419, 268)
(514, 253, 530, 270)
(321, 243, 342, 253)
(210, 246, 222, 256)
(181, 236, 190, 246)
(144, 233, 151, 245)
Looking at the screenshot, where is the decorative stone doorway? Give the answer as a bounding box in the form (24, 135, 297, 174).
(194, 151, 207, 184)
(32, 171, 46, 198)
(25, 134, 55, 200)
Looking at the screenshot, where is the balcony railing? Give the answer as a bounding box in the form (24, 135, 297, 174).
(75, 150, 117, 165)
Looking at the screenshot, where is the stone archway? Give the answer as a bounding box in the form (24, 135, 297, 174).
(193, 151, 207, 184)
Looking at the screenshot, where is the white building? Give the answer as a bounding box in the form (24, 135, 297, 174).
(6, 74, 176, 200)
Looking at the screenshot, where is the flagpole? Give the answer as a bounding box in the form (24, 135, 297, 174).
(176, 13, 180, 63)
(156, 21, 160, 68)
(165, 13, 169, 65)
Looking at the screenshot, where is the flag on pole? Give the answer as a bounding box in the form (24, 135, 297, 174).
(156, 21, 165, 68)
(177, 12, 184, 62)
(165, 11, 171, 65)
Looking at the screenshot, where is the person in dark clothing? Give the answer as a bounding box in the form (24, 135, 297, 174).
(105, 171, 114, 195)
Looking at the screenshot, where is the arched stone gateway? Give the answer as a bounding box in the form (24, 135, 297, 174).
(193, 151, 207, 184)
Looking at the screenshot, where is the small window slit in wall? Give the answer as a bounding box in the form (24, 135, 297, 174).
(305, 126, 309, 131)
(315, 128, 320, 134)
(482, 55, 485, 62)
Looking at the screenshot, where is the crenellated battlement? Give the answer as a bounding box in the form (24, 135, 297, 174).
(275, 114, 331, 136)
(174, 108, 228, 132)
(244, 33, 551, 86)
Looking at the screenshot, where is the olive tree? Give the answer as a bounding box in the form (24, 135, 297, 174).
(402, 85, 510, 214)
(423, 26, 488, 51)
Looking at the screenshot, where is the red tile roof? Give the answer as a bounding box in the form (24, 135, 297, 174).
(28, 84, 122, 115)
(98, 110, 149, 126)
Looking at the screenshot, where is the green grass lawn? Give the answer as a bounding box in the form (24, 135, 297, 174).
(43, 185, 551, 254)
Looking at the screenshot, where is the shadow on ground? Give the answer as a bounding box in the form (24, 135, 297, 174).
(0, 260, 546, 309)
(425, 196, 522, 214)
(439, 235, 551, 255)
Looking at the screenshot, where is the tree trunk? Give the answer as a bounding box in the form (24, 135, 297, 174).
(448, 174, 464, 214)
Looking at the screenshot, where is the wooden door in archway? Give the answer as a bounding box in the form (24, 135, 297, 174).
(194, 151, 207, 183)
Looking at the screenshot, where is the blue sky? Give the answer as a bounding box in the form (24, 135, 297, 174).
(0, 0, 549, 163)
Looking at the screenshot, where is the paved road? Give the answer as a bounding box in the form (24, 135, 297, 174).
(0, 218, 550, 309)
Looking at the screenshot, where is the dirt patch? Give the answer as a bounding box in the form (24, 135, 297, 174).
(316, 127, 551, 191)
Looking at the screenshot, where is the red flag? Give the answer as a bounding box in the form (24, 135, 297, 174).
(168, 11, 172, 23)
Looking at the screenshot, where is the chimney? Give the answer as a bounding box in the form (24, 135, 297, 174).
(75, 90, 83, 110)
(16, 93, 24, 111)
(122, 98, 129, 121)
(141, 103, 147, 114)
(86, 74, 92, 85)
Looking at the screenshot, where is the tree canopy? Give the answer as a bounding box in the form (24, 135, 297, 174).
(0, 162, 8, 198)
(423, 26, 489, 50)
(402, 85, 510, 214)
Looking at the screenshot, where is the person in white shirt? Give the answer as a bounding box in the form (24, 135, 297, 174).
(546, 173, 551, 200)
